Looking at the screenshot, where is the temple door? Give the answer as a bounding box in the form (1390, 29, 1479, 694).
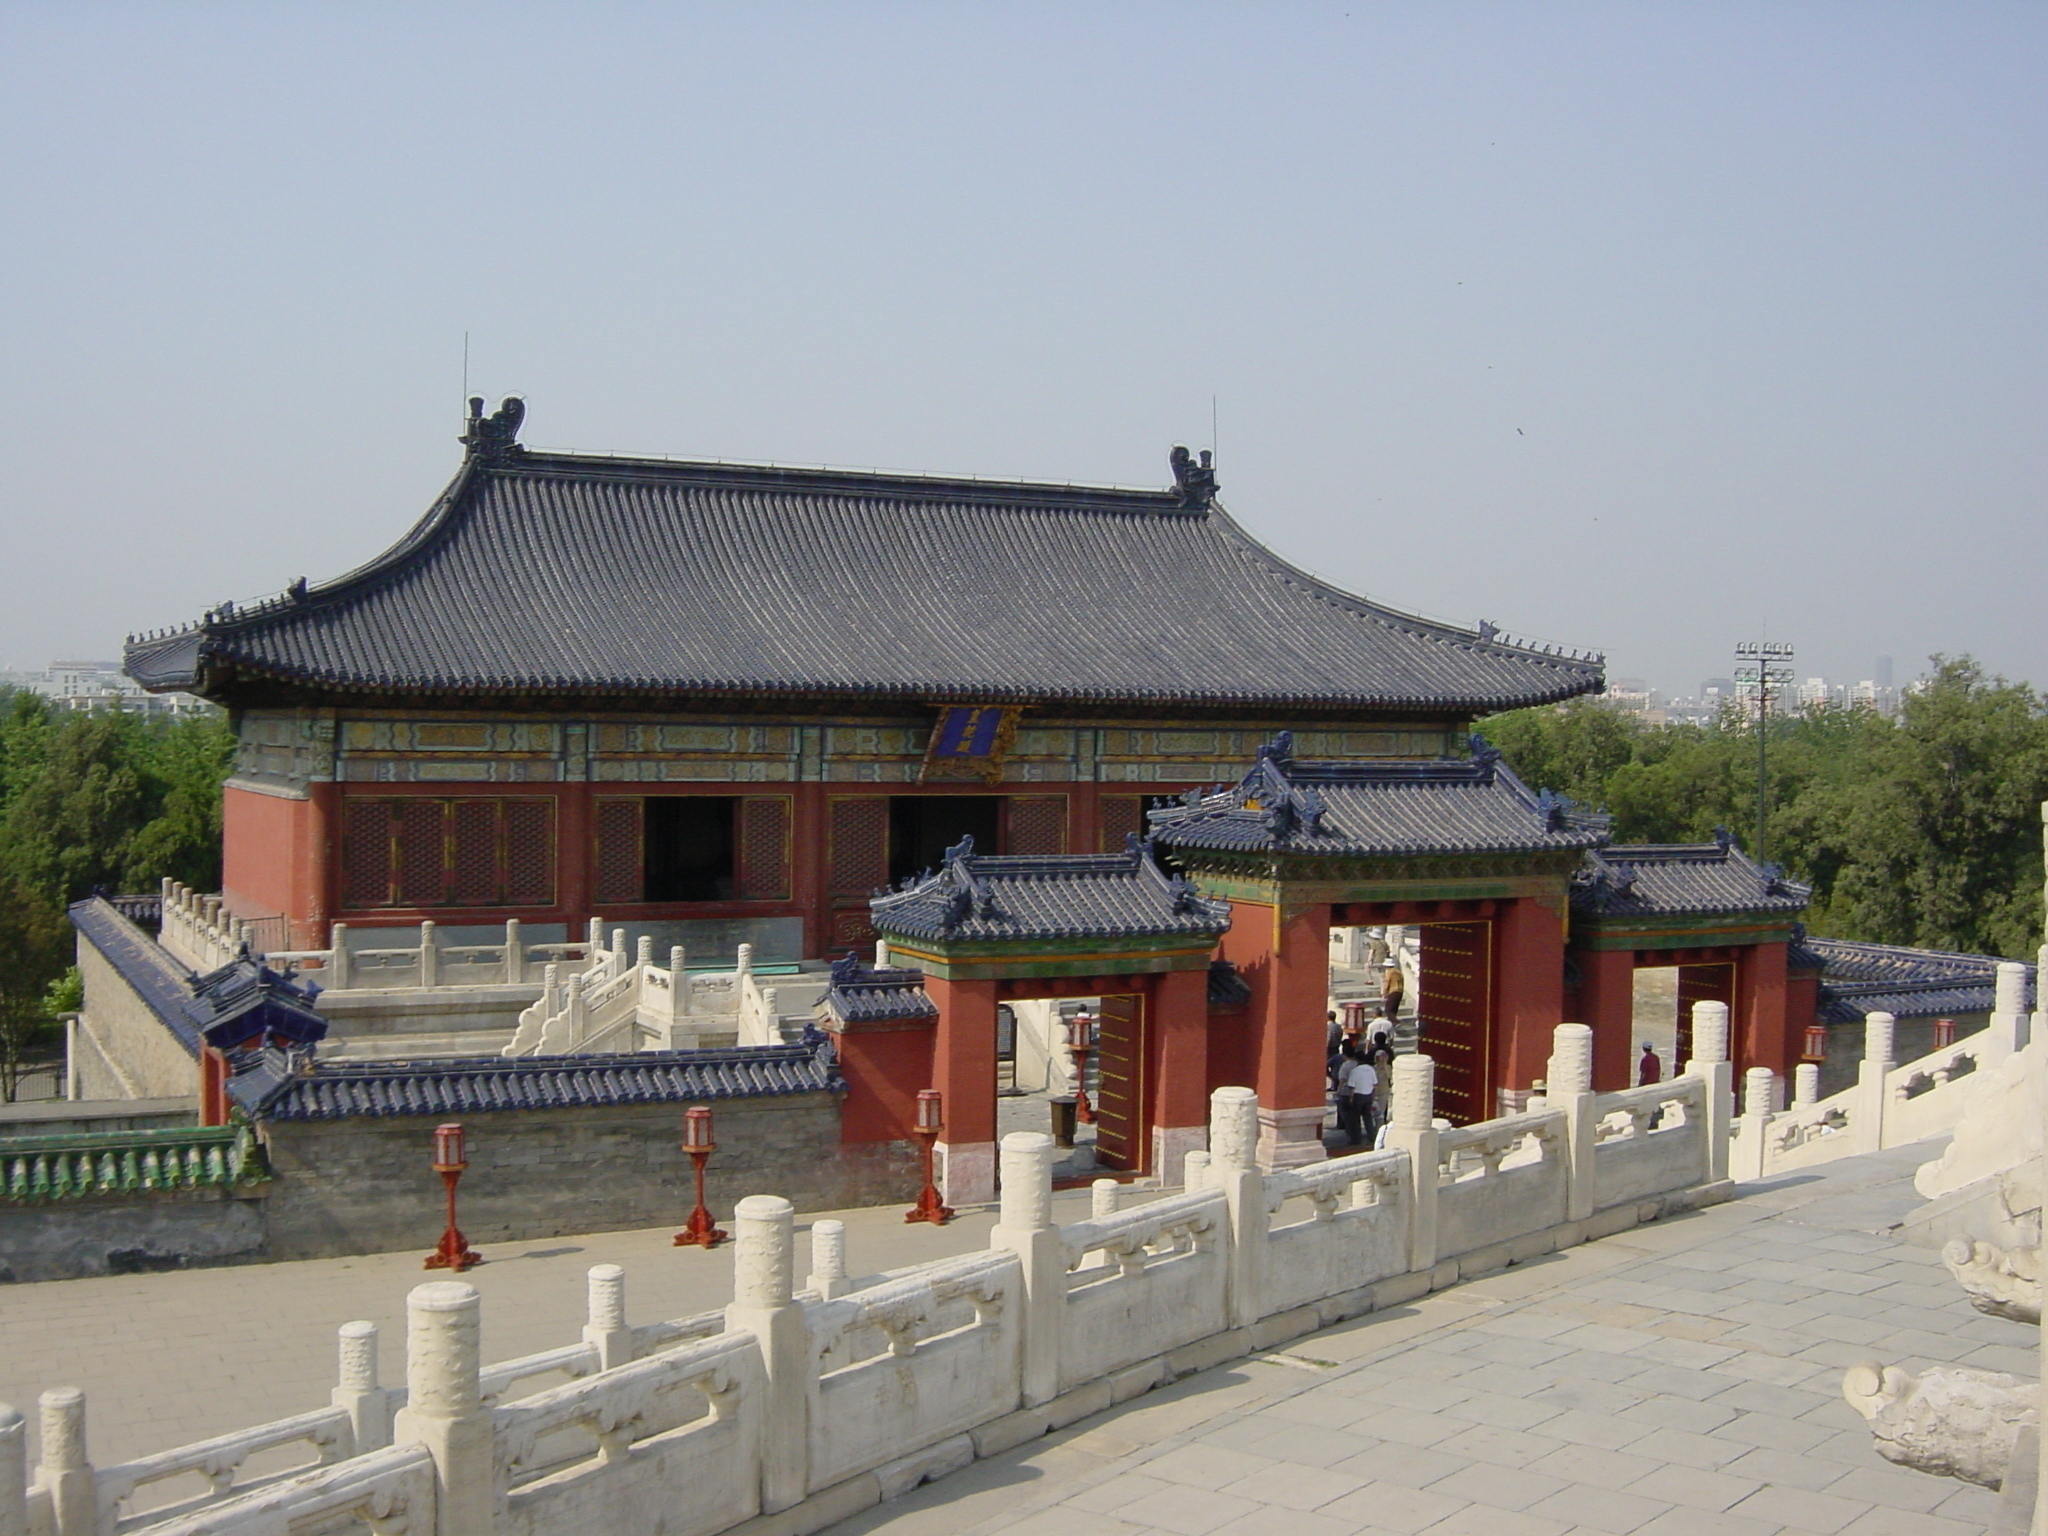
(1418, 922, 1493, 1124)
(1093, 993, 1146, 1171)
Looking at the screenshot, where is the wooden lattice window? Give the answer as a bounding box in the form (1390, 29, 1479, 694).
(1006, 795, 1068, 856)
(592, 798, 645, 906)
(737, 797, 792, 900)
(341, 800, 393, 909)
(828, 797, 890, 895)
(337, 798, 558, 910)
(1098, 795, 1143, 853)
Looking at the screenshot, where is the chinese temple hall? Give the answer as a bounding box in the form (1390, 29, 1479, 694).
(110, 398, 1828, 1201)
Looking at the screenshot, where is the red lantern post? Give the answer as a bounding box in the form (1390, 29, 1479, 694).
(904, 1088, 953, 1226)
(1801, 1025, 1828, 1063)
(1068, 1009, 1095, 1125)
(673, 1105, 727, 1248)
(424, 1122, 482, 1272)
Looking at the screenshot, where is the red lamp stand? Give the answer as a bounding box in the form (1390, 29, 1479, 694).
(905, 1089, 953, 1226)
(424, 1122, 482, 1272)
(674, 1105, 728, 1248)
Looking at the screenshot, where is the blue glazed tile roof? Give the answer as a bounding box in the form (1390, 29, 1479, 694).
(1148, 735, 1609, 859)
(1805, 936, 2037, 1024)
(817, 956, 938, 1025)
(1571, 837, 1810, 920)
(871, 835, 1232, 945)
(69, 898, 203, 1058)
(231, 1034, 842, 1121)
(125, 432, 1603, 713)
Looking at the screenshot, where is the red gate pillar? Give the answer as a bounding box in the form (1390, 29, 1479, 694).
(925, 974, 1000, 1204)
(1737, 940, 1792, 1085)
(1573, 946, 1638, 1091)
(1495, 895, 1568, 1107)
(1250, 902, 1331, 1169)
(1147, 967, 1211, 1180)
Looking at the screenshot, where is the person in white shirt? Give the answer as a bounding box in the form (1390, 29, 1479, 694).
(1337, 1047, 1379, 1145)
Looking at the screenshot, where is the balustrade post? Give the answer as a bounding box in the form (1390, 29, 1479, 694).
(1209, 1087, 1267, 1329)
(587, 917, 604, 955)
(1857, 1011, 1895, 1154)
(1181, 1148, 1211, 1191)
(503, 919, 523, 985)
(0, 1404, 25, 1536)
(1685, 1001, 1734, 1184)
(582, 1264, 633, 1371)
(418, 921, 438, 990)
(990, 1131, 1062, 1406)
(1546, 1024, 1598, 1223)
(1732, 1067, 1775, 1181)
(873, 939, 889, 968)
(332, 1320, 392, 1453)
(726, 1196, 806, 1513)
(1384, 1055, 1440, 1275)
(806, 1219, 851, 1299)
(34, 1390, 92, 1536)
(2033, 944, 2048, 1057)
(1987, 961, 2028, 1064)
(1091, 1177, 1120, 1220)
(637, 934, 654, 968)
(1794, 1063, 1821, 1107)
(329, 922, 351, 989)
(393, 1282, 492, 1536)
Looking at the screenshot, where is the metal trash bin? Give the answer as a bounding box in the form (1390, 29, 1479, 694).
(1049, 1096, 1078, 1148)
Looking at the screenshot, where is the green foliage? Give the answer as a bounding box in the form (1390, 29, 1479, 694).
(1480, 656, 2048, 959)
(0, 692, 234, 1095)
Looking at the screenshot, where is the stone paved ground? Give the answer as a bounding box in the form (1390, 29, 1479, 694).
(828, 1142, 2022, 1536)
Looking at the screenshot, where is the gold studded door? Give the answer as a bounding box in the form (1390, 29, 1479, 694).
(1418, 922, 1493, 1124)
(1093, 993, 1146, 1171)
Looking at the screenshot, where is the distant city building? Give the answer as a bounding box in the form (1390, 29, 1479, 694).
(0, 659, 212, 716)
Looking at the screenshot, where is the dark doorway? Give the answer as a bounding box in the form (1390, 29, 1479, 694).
(645, 797, 736, 901)
(888, 795, 1001, 884)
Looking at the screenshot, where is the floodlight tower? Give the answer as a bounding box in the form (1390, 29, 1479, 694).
(1733, 641, 1796, 862)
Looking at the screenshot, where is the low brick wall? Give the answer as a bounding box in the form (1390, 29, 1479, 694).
(73, 938, 200, 1101)
(0, 1190, 268, 1282)
(258, 1095, 921, 1261)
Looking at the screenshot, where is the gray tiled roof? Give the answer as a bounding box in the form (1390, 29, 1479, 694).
(126, 439, 1603, 713)
(818, 957, 939, 1025)
(1571, 839, 1810, 920)
(1149, 737, 1609, 859)
(1804, 936, 2036, 1024)
(871, 836, 1231, 944)
(230, 1035, 841, 1120)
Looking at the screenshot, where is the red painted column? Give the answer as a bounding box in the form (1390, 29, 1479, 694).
(1219, 900, 1329, 1168)
(1146, 967, 1211, 1178)
(924, 974, 1000, 1203)
(557, 784, 591, 934)
(1739, 940, 1792, 1082)
(1494, 893, 1568, 1102)
(199, 1047, 226, 1127)
(300, 781, 338, 951)
(790, 782, 826, 959)
(1573, 946, 1638, 1091)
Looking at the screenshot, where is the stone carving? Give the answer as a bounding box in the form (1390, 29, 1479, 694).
(1842, 1360, 2037, 1489)
(1168, 444, 1217, 508)
(461, 395, 526, 461)
(1943, 1238, 2041, 1324)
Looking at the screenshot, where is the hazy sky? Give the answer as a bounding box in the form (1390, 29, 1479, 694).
(3, 3, 2042, 697)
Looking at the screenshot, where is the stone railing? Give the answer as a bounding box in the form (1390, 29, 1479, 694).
(0, 1123, 263, 1204)
(156, 882, 599, 991)
(501, 939, 804, 1057)
(1, 1026, 1730, 1536)
(1726, 965, 2032, 1181)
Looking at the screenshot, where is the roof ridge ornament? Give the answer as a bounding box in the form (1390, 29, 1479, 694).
(1169, 444, 1217, 508)
(462, 395, 526, 463)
